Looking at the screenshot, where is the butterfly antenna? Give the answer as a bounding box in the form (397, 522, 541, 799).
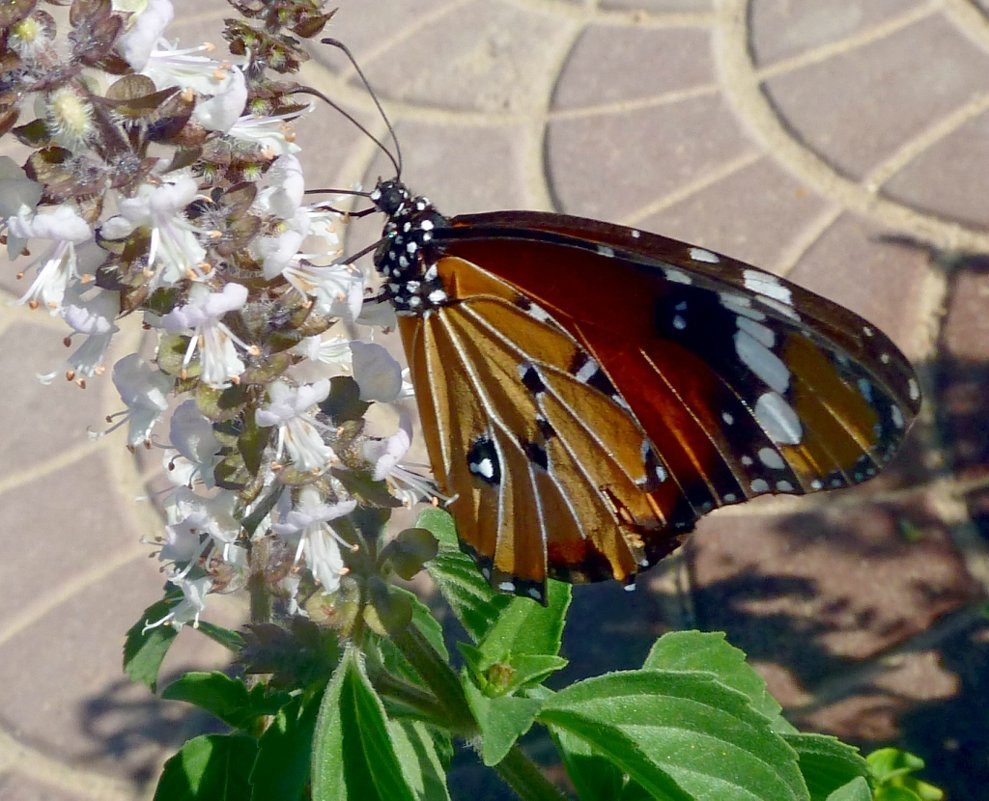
(292, 83, 400, 179)
(320, 36, 403, 179)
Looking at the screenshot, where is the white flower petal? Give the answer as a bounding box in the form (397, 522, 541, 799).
(350, 341, 403, 402)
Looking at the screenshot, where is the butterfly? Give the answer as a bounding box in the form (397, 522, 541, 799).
(364, 177, 921, 604)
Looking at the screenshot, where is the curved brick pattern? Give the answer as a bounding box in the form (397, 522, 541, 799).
(1, 1, 988, 799)
(749, 0, 928, 65)
(759, 14, 989, 181)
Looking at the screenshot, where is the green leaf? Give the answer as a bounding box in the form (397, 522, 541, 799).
(540, 669, 807, 801)
(617, 781, 657, 801)
(783, 734, 869, 801)
(459, 644, 566, 695)
(867, 748, 944, 801)
(408, 590, 449, 662)
(420, 508, 572, 645)
(250, 692, 320, 801)
(162, 672, 251, 726)
(874, 788, 925, 801)
(196, 621, 245, 652)
(644, 630, 789, 729)
(12, 118, 50, 147)
(123, 596, 179, 692)
(388, 720, 452, 801)
(364, 577, 414, 636)
(153, 734, 258, 801)
(331, 467, 403, 509)
(241, 487, 282, 538)
(421, 510, 513, 640)
(379, 527, 440, 580)
(417, 507, 459, 549)
(239, 413, 272, 477)
(311, 646, 417, 801)
(320, 376, 370, 423)
(463, 678, 542, 766)
(507, 654, 569, 690)
(551, 726, 627, 801)
(161, 672, 286, 730)
(826, 777, 872, 801)
(866, 748, 925, 783)
(478, 576, 570, 660)
(238, 620, 341, 691)
(377, 587, 449, 682)
(158, 333, 195, 377)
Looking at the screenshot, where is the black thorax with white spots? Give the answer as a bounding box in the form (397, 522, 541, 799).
(371, 179, 451, 314)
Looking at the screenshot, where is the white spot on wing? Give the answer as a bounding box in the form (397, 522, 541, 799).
(735, 329, 791, 393)
(737, 316, 775, 348)
(663, 268, 693, 285)
(527, 302, 550, 322)
(471, 458, 495, 480)
(575, 357, 599, 384)
(908, 378, 920, 401)
(720, 292, 767, 321)
(756, 295, 801, 322)
(755, 391, 802, 445)
(891, 404, 904, 429)
(722, 411, 734, 425)
(597, 245, 615, 258)
(689, 246, 720, 264)
(758, 447, 786, 470)
(673, 314, 686, 330)
(498, 581, 516, 592)
(751, 478, 770, 493)
(776, 480, 794, 492)
(743, 269, 793, 305)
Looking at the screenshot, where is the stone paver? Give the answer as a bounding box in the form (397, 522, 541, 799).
(1, 2, 988, 800)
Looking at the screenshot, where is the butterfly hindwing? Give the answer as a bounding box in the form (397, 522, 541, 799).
(399, 256, 681, 599)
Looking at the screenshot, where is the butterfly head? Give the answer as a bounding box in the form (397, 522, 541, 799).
(369, 178, 411, 215)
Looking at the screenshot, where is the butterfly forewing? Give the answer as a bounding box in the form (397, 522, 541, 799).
(373, 181, 920, 602)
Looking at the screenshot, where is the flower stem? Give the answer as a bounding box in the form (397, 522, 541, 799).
(390, 622, 477, 736)
(247, 572, 271, 624)
(373, 671, 449, 724)
(390, 622, 568, 801)
(494, 744, 571, 801)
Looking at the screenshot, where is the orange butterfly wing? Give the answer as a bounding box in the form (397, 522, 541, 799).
(374, 183, 920, 602)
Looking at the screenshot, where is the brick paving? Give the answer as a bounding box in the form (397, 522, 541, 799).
(1, 2, 988, 799)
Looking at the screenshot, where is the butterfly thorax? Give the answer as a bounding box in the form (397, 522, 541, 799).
(370, 179, 451, 315)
